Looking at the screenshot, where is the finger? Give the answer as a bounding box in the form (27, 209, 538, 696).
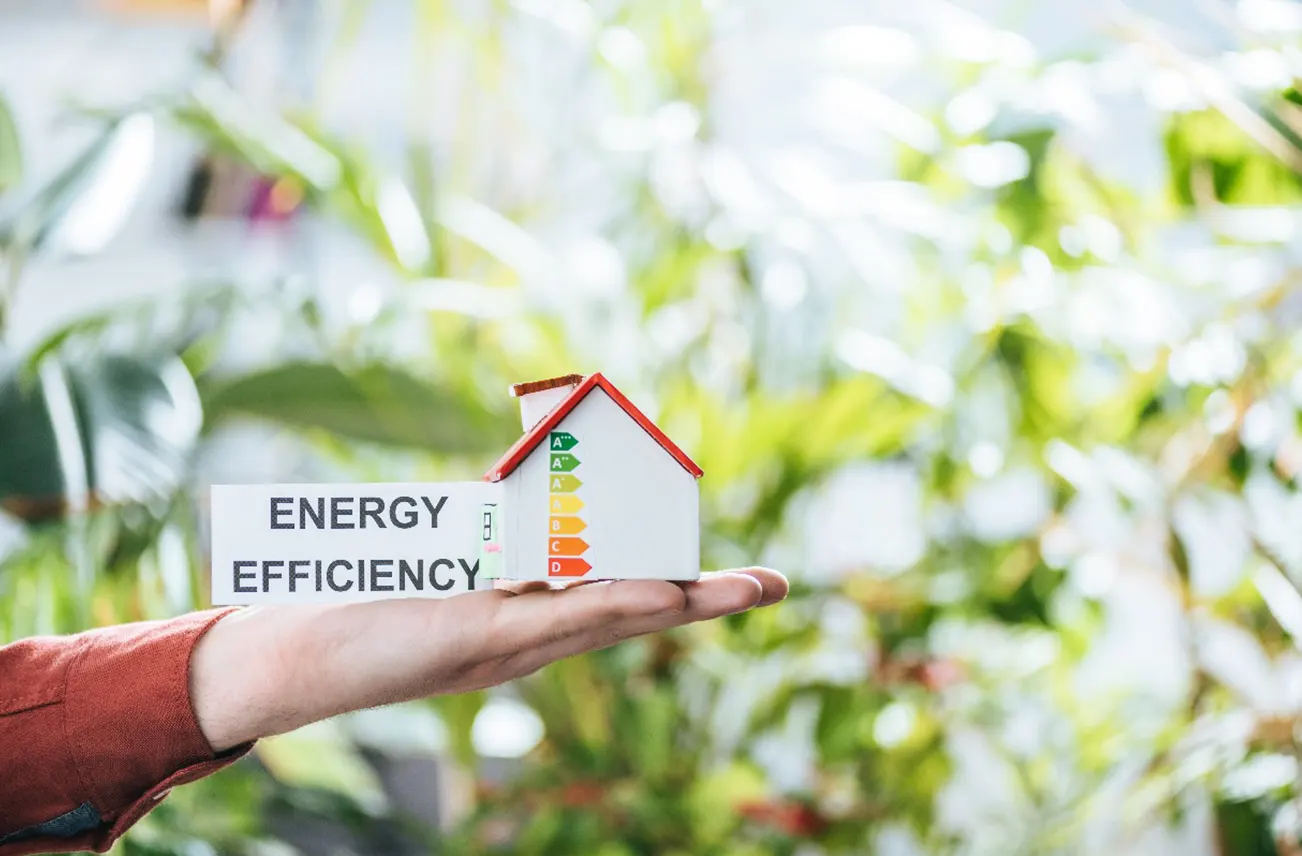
(494, 578, 605, 595)
(494, 580, 553, 595)
(483, 579, 688, 657)
(559, 578, 602, 590)
(480, 568, 786, 659)
(500, 572, 765, 677)
(675, 571, 766, 619)
(495, 569, 784, 602)
(723, 567, 788, 607)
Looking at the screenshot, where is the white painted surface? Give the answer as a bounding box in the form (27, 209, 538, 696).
(211, 482, 500, 604)
(516, 383, 577, 430)
(504, 387, 700, 581)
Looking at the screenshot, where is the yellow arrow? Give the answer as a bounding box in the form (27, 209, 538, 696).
(549, 516, 588, 535)
(549, 495, 585, 514)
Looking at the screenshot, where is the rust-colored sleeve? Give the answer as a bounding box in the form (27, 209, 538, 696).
(0, 609, 254, 854)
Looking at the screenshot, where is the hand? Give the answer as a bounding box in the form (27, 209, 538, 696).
(191, 569, 787, 752)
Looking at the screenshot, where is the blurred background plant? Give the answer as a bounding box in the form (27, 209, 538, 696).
(5, 0, 1302, 853)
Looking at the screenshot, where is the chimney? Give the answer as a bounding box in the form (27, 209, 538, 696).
(510, 374, 584, 430)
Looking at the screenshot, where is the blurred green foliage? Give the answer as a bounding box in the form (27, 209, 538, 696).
(0, 94, 20, 197)
(5, 2, 1302, 855)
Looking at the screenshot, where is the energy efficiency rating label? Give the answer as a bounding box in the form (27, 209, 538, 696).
(548, 431, 591, 577)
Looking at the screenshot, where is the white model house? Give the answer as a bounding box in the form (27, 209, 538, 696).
(480, 373, 703, 582)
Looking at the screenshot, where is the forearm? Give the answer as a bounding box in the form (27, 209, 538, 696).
(190, 590, 622, 750)
(188, 572, 783, 753)
(189, 600, 472, 751)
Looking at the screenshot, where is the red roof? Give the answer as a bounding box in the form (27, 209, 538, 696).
(484, 373, 704, 482)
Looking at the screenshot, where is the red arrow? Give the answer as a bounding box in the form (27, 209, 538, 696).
(549, 557, 592, 577)
(549, 537, 590, 556)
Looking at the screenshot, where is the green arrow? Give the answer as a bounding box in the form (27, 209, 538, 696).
(549, 474, 582, 492)
(549, 431, 578, 451)
(550, 453, 580, 472)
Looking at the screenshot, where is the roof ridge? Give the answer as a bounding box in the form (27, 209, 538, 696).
(484, 373, 703, 482)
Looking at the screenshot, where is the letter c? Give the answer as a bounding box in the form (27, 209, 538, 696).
(429, 558, 455, 591)
(327, 560, 354, 592)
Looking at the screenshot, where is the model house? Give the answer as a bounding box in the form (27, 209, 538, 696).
(480, 373, 703, 581)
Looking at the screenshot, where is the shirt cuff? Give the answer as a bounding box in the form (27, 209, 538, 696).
(61, 608, 254, 833)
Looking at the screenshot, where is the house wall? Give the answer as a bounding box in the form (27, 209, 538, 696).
(506, 388, 700, 581)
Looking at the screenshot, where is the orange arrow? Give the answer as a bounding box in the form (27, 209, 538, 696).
(549, 516, 588, 535)
(549, 557, 592, 577)
(549, 537, 590, 556)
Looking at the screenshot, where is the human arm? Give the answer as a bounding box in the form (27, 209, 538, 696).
(0, 569, 786, 853)
(190, 570, 786, 749)
(0, 609, 250, 855)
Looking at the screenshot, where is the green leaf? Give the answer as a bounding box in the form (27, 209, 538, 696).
(200, 361, 516, 454)
(428, 690, 486, 767)
(0, 352, 202, 520)
(173, 77, 431, 274)
(21, 279, 240, 374)
(0, 113, 154, 254)
(815, 685, 865, 763)
(68, 354, 203, 506)
(1214, 799, 1278, 856)
(0, 92, 21, 196)
(0, 353, 61, 512)
(256, 720, 387, 810)
(687, 761, 768, 840)
(1166, 108, 1302, 206)
(994, 322, 1080, 443)
(173, 76, 341, 193)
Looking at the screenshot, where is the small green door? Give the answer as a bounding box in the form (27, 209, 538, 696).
(479, 502, 505, 579)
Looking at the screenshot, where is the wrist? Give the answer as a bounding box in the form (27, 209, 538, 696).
(189, 607, 291, 751)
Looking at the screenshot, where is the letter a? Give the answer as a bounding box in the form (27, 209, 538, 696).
(551, 476, 562, 490)
(553, 436, 563, 448)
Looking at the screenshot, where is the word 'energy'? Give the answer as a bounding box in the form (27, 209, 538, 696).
(270, 495, 448, 530)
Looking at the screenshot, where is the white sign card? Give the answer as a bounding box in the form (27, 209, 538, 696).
(211, 483, 500, 605)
